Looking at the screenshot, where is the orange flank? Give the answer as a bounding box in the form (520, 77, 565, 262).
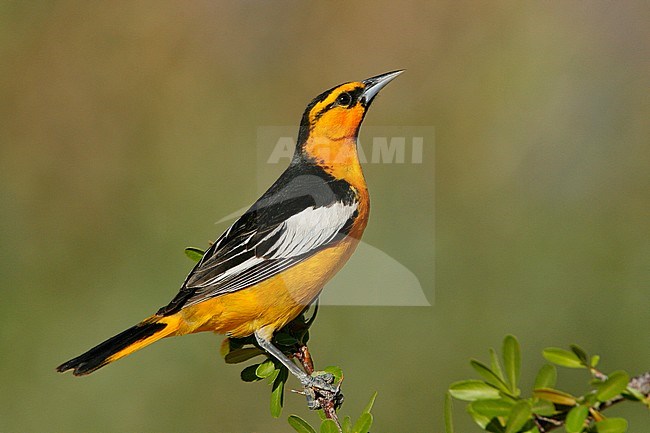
(182, 236, 363, 340)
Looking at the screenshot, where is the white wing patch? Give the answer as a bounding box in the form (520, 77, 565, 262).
(264, 202, 358, 258)
(192, 201, 357, 290)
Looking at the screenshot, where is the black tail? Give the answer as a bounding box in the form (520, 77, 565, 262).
(56, 321, 167, 376)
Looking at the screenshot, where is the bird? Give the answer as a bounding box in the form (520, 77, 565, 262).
(56, 70, 403, 394)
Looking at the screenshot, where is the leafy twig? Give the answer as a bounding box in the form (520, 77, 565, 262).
(447, 336, 649, 433)
(533, 371, 650, 432)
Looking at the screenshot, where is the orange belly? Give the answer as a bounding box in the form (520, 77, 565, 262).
(175, 236, 361, 340)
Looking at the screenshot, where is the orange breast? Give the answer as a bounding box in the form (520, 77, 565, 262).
(176, 235, 364, 339)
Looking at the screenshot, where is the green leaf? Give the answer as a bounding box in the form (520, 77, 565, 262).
(320, 419, 339, 433)
(583, 392, 598, 406)
(569, 345, 589, 365)
(565, 405, 589, 433)
(489, 348, 506, 382)
(505, 400, 532, 433)
(533, 388, 577, 405)
(503, 335, 521, 395)
(531, 399, 556, 416)
(270, 366, 288, 418)
(444, 392, 455, 433)
(288, 415, 317, 433)
(470, 399, 514, 417)
(363, 391, 378, 414)
(225, 347, 264, 364)
(596, 370, 630, 402)
(266, 367, 280, 384)
(623, 385, 645, 401)
(352, 412, 373, 433)
(342, 416, 352, 433)
(534, 364, 557, 390)
(184, 247, 205, 262)
(590, 355, 600, 368)
(255, 359, 276, 378)
(240, 364, 263, 382)
(449, 380, 500, 401)
(471, 360, 511, 394)
(542, 348, 584, 368)
(595, 418, 628, 433)
(466, 404, 491, 429)
(323, 366, 344, 384)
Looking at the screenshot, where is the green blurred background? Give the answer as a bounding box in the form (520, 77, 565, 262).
(1, 2, 648, 432)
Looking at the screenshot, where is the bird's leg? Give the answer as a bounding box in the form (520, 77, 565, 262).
(254, 330, 341, 410)
(254, 330, 313, 384)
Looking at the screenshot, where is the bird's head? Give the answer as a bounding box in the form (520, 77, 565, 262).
(295, 70, 403, 165)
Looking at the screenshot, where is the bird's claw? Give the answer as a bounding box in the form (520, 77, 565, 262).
(299, 372, 344, 411)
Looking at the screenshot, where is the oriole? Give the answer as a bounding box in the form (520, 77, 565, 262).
(57, 70, 403, 393)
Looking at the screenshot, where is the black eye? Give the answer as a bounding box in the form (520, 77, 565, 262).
(336, 92, 352, 107)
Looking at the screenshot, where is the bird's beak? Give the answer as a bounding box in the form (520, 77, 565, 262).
(360, 70, 404, 106)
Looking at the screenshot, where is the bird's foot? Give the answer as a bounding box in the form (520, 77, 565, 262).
(297, 372, 344, 411)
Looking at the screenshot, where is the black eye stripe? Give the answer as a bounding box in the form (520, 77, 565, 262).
(312, 86, 365, 121)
